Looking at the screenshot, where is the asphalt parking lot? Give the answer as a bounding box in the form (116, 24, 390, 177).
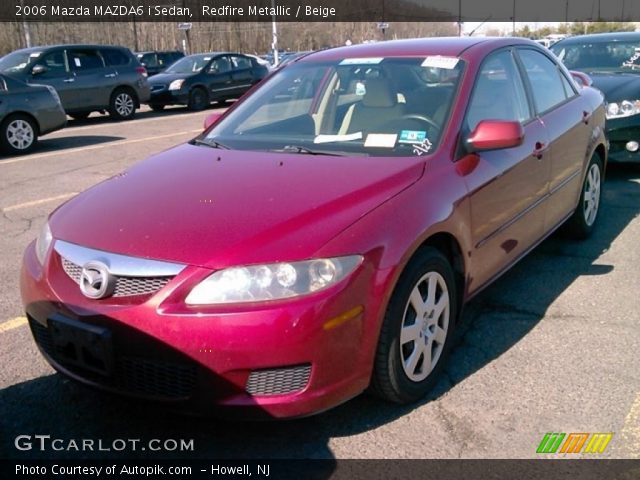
(0, 106, 639, 460)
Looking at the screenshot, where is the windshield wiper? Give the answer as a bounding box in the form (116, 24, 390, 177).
(191, 138, 230, 150)
(273, 145, 366, 156)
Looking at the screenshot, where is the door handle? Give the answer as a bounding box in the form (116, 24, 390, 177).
(104, 73, 116, 78)
(63, 78, 75, 83)
(582, 110, 592, 125)
(533, 141, 546, 159)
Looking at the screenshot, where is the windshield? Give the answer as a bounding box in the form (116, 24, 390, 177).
(0, 50, 43, 73)
(165, 54, 211, 74)
(551, 40, 640, 72)
(204, 57, 464, 157)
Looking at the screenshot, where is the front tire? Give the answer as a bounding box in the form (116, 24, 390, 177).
(1, 114, 38, 155)
(109, 89, 136, 120)
(370, 247, 457, 404)
(566, 153, 603, 239)
(187, 87, 209, 111)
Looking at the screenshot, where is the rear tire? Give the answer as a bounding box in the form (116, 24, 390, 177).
(108, 88, 136, 120)
(370, 247, 457, 404)
(1, 114, 38, 155)
(187, 87, 209, 111)
(566, 153, 603, 239)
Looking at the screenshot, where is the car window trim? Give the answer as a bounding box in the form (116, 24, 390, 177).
(514, 46, 579, 117)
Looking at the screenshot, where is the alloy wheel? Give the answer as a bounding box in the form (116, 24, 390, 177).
(6, 119, 34, 150)
(115, 93, 134, 117)
(400, 271, 450, 382)
(583, 163, 601, 227)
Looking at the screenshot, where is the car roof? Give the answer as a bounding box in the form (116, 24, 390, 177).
(554, 31, 640, 45)
(302, 37, 536, 62)
(11, 44, 129, 54)
(136, 50, 183, 55)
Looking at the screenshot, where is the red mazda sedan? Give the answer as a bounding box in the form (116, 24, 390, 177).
(21, 37, 606, 418)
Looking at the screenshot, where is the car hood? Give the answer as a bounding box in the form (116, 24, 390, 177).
(50, 144, 425, 269)
(148, 72, 193, 85)
(588, 72, 640, 102)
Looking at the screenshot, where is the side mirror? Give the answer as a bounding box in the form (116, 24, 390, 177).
(31, 64, 47, 76)
(203, 112, 223, 130)
(466, 120, 524, 152)
(569, 70, 593, 88)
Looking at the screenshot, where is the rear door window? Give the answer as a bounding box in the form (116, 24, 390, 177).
(518, 49, 571, 114)
(68, 49, 104, 71)
(230, 55, 252, 71)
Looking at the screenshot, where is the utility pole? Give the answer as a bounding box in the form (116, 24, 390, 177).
(621, 0, 626, 20)
(271, 0, 278, 66)
(565, 0, 569, 23)
(182, 0, 191, 54)
(132, 18, 139, 52)
(512, 0, 516, 36)
(458, 0, 462, 36)
(20, 0, 32, 47)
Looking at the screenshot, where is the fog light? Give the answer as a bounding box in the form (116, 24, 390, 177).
(626, 141, 639, 152)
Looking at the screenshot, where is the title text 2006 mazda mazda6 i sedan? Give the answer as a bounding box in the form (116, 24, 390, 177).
(21, 38, 606, 418)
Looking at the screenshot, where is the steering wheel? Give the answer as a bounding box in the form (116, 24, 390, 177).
(398, 114, 441, 135)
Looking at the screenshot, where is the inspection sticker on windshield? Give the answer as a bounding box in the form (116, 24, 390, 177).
(421, 56, 459, 69)
(340, 57, 384, 65)
(412, 138, 433, 156)
(365, 134, 397, 148)
(399, 130, 427, 144)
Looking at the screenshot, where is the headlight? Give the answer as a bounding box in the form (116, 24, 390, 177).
(35, 222, 53, 265)
(168, 79, 185, 91)
(185, 256, 363, 305)
(606, 100, 640, 119)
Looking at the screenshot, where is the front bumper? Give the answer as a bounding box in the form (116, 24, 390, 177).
(21, 241, 377, 418)
(147, 86, 188, 106)
(606, 116, 640, 162)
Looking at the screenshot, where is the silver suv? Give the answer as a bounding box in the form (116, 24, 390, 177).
(0, 44, 151, 121)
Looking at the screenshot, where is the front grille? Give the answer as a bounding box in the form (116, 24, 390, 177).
(116, 357, 196, 398)
(246, 364, 311, 396)
(28, 317, 197, 400)
(61, 257, 172, 298)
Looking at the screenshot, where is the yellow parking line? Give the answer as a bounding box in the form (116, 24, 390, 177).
(0, 130, 201, 166)
(0, 317, 28, 334)
(2, 192, 78, 213)
(620, 392, 640, 458)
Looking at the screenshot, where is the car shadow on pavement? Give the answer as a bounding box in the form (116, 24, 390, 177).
(65, 103, 229, 127)
(36, 135, 126, 152)
(1, 166, 639, 464)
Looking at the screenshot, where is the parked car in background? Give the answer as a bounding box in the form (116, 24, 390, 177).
(551, 32, 640, 162)
(136, 50, 184, 76)
(0, 73, 66, 154)
(0, 45, 150, 121)
(22, 38, 606, 418)
(277, 51, 312, 67)
(147, 52, 269, 111)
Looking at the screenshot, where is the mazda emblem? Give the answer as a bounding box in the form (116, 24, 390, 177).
(79, 261, 114, 299)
